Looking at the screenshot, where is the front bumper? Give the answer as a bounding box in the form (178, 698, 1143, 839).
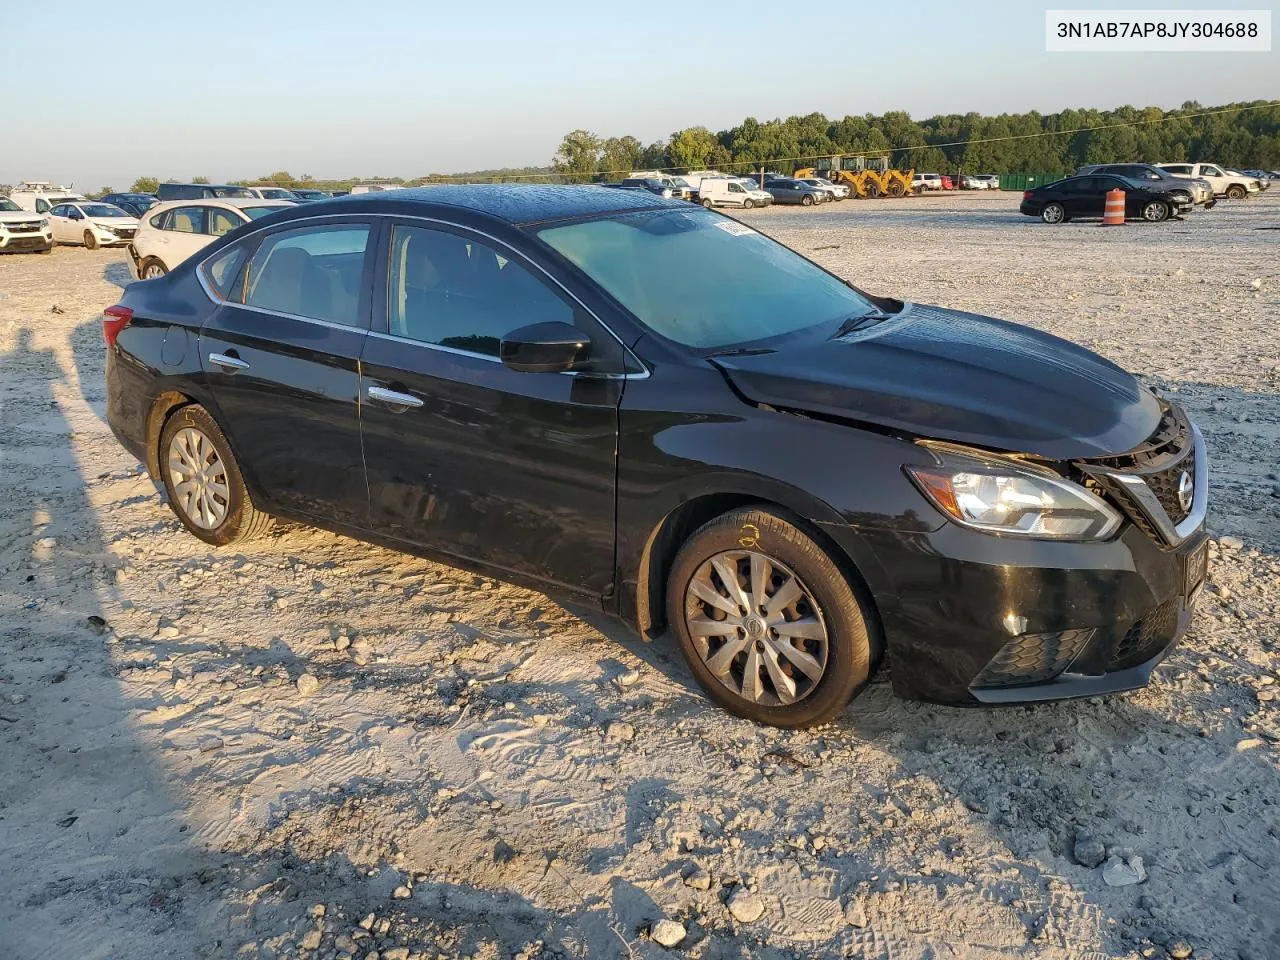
(0, 231, 53, 252)
(820, 424, 1210, 706)
(92, 228, 135, 246)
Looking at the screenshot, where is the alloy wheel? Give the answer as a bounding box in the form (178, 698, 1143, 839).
(684, 550, 829, 707)
(144, 262, 166, 278)
(1142, 201, 1169, 222)
(167, 427, 229, 529)
(1042, 203, 1064, 224)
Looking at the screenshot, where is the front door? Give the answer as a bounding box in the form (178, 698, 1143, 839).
(200, 219, 373, 525)
(1066, 177, 1105, 217)
(359, 220, 626, 596)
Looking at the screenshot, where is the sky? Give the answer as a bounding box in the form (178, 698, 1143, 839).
(3, 0, 1276, 190)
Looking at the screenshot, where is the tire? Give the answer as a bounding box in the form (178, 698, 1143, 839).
(742, 198, 754, 209)
(83, 230, 98, 250)
(141, 258, 168, 279)
(667, 507, 874, 727)
(887, 180, 906, 198)
(38, 246, 52, 254)
(1041, 202, 1067, 224)
(158, 404, 274, 546)
(801, 194, 813, 206)
(1141, 200, 1170, 222)
(701, 198, 713, 208)
(1226, 185, 1246, 200)
(863, 182, 881, 199)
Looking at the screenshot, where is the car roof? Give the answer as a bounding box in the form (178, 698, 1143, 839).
(147, 198, 296, 214)
(294, 184, 681, 226)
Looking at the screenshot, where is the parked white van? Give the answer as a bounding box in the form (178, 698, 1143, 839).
(698, 178, 774, 209)
(11, 181, 87, 214)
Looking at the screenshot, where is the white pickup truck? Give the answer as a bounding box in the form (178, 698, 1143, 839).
(1156, 163, 1260, 200)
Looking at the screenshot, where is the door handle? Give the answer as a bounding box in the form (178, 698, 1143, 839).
(367, 386, 423, 409)
(209, 352, 250, 372)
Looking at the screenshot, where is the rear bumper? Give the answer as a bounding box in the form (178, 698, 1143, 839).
(820, 519, 1208, 706)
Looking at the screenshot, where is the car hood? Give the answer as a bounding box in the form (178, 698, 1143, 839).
(710, 303, 1162, 460)
(0, 211, 45, 223)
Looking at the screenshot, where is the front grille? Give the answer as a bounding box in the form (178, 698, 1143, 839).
(1078, 402, 1198, 540)
(972, 628, 1095, 688)
(111, 228, 136, 238)
(1110, 600, 1179, 670)
(5, 221, 42, 233)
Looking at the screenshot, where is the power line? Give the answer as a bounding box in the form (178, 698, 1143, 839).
(415, 100, 1279, 183)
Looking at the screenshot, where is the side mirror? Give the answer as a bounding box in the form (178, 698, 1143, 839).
(500, 321, 589, 374)
(70, 211, 83, 220)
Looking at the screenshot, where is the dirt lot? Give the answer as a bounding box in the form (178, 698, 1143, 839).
(1, 192, 1277, 960)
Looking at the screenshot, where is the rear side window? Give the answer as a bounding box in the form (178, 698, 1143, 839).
(201, 243, 249, 300)
(209, 208, 243, 237)
(169, 207, 207, 234)
(243, 224, 369, 326)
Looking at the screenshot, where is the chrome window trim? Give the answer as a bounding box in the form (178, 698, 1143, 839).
(1103, 424, 1207, 547)
(192, 211, 649, 377)
(365, 329, 649, 380)
(218, 300, 369, 333)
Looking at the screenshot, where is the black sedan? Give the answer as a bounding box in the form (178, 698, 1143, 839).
(98, 192, 158, 218)
(104, 186, 1207, 727)
(1020, 174, 1194, 223)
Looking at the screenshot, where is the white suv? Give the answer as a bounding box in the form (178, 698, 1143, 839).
(0, 196, 54, 253)
(128, 198, 293, 278)
(1157, 162, 1260, 199)
(913, 173, 944, 191)
(243, 186, 301, 201)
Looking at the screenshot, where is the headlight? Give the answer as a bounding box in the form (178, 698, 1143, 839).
(908, 465, 1122, 540)
(40, 218, 49, 228)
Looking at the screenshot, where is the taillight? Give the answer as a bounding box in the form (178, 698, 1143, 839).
(103, 305, 133, 347)
(1023, 190, 1033, 200)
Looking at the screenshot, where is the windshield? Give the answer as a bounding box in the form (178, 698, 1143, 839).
(0, 198, 19, 211)
(241, 205, 281, 220)
(212, 187, 254, 198)
(671, 178, 692, 188)
(82, 203, 129, 217)
(537, 208, 874, 350)
(256, 188, 296, 199)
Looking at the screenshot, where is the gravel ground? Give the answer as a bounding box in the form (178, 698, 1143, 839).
(1, 192, 1277, 960)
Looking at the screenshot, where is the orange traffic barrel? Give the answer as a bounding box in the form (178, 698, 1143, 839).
(1102, 189, 1125, 226)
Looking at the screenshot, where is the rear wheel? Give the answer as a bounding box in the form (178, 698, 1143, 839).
(83, 230, 98, 250)
(142, 258, 167, 279)
(1041, 202, 1067, 224)
(863, 181, 881, 199)
(1142, 200, 1170, 222)
(1226, 184, 1247, 200)
(667, 507, 874, 727)
(158, 404, 274, 546)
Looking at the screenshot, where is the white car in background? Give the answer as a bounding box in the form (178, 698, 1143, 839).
(913, 173, 944, 191)
(128, 198, 293, 278)
(47, 201, 138, 249)
(0, 195, 54, 253)
(1156, 162, 1260, 199)
(797, 177, 849, 200)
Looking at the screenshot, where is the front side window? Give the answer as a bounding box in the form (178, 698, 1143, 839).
(169, 207, 206, 234)
(209, 208, 244, 237)
(49, 204, 69, 217)
(1201, 165, 1224, 177)
(244, 223, 369, 326)
(537, 208, 875, 351)
(35, 198, 50, 213)
(388, 225, 573, 357)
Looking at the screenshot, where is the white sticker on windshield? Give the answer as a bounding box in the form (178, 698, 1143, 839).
(713, 221, 757, 237)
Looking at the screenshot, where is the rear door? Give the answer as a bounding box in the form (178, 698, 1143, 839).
(199, 217, 373, 525)
(358, 219, 628, 595)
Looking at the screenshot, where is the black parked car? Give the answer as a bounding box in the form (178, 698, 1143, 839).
(156, 182, 255, 201)
(618, 177, 674, 198)
(98, 192, 158, 218)
(1074, 164, 1215, 208)
(1020, 175, 1194, 223)
(103, 186, 1207, 727)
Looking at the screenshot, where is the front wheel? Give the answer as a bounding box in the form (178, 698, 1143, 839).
(158, 404, 274, 546)
(83, 230, 98, 250)
(1226, 185, 1247, 200)
(701, 198, 713, 208)
(742, 198, 754, 209)
(863, 182, 881, 199)
(667, 507, 874, 727)
(887, 180, 906, 197)
(1142, 200, 1170, 222)
(1041, 202, 1067, 224)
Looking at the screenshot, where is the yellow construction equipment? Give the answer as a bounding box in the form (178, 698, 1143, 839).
(796, 155, 915, 198)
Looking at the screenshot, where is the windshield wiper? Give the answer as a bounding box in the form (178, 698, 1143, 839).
(831, 310, 892, 339)
(706, 346, 775, 358)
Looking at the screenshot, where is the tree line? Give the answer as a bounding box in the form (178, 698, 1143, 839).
(548, 100, 1280, 182)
